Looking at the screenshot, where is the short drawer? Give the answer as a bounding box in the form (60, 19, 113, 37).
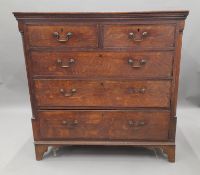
(31, 51, 173, 78)
(39, 110, 170, 140)
(103, 24, 175, 49)
(27, 24, 98, 48)
(34, 80, 171, 108)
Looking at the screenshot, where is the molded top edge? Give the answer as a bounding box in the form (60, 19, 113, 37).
(13, 10, 189, 20)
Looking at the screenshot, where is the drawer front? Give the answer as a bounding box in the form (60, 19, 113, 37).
(27, 25, 98, 48)
(31, 52, 173, 78)
(34, 80, 171, 108)
(103, 24, 175, 48)
(39, 110, 170, 140)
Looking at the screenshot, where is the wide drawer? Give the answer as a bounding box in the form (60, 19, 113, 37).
(27, 24, 98, 48)
(103, 24, 175, 49)
(31, 51, 173, 78)
(39, 110, 170, 140)
(34, 80, 171, 108)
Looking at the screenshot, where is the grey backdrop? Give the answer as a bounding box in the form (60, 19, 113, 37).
(0, 0, 199, 108)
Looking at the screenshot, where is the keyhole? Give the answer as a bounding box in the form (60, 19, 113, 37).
(137, 28, 140, 32)
(60, 28, 64, 32)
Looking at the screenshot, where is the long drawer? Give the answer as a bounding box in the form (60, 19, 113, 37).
(39, 110, 170, 140)
(31, 51, 173, 78)
(103, 24, 175, 49)
(27, 24, 98, 48)
(34, 80, 171, 108)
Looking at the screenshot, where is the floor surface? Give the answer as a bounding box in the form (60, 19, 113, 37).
(0, 103, 200, 175)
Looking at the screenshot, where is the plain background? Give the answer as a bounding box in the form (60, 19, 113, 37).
(0, 1, 200, 175)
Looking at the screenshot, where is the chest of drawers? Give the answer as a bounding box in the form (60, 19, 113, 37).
(14, 11, 188, 162)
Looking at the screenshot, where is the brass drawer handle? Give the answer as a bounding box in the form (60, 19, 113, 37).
(128, 88, 146, 94)
(60, 88, 76, 97)
(57, 58, 75, 68)
(128, 120, 146, 129)
(129, 31, 148, 42)
(53, 32, 73, 42)
(128, 58, 147, 68)
(62, 120, 78, 128)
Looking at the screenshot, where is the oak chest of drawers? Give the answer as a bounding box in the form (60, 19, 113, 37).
(14, 11, 188, 162)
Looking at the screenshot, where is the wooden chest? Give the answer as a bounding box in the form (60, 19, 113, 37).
(14, 11, 188, 162)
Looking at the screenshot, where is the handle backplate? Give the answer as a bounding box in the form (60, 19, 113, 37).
(62, 119, 78, 128)
(128, 58, 147, 68)
(129, 31, 148, 42)
(128, 87, 146, 94)
(128, 120, 146, 129)
(57, 58, 75, 68)
(60, 88, 76, 97)
(53, 32, 73, 42)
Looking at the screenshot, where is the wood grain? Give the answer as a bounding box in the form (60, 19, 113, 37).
(34, 80, 171, 108)
(27, 24, 98, 48)
(39, 110, 170, 140)
(31, 51, 173, 78)
(104, 24, 175, 48)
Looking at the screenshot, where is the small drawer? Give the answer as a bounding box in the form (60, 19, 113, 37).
(31, 51, 173, 78)
(34, 80, 171, 108)
(39, 110, 170, 140)
(27, 24, 98, 48)
(103, 24, 175, 49)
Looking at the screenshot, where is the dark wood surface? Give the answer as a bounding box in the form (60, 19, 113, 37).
(31, 51, 173, 78)
(103, 24, 175, 49)
(27, 24, 98, 48)
(34, 80, 171, 108)
(13, 11, 189, 20)
(14, 11, 189, 162)
(39, 110, 170, 140)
